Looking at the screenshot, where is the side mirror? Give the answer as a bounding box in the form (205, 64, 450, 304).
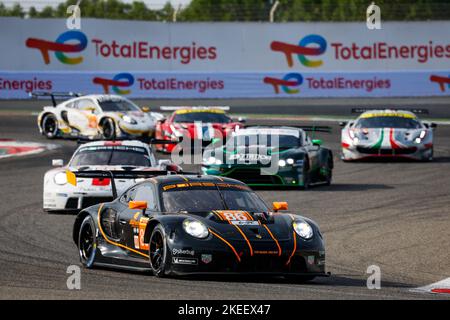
(52, 159, 64, 167)
(158, 159, 172, 167)
(142, 106, 150, 113)
(237, 117, 247, 124)
(312, 139, 323, 146)
(273, 202, 288, 212)
(339, 121, 348, 127)
(430, 123, 437, 129)
(129, 201, 147, 210)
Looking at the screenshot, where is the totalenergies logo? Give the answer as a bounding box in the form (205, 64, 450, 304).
(430, 75, 450, 92)
(26, 30, 88, 65)
(271, 34, 327, 68)
(264, 73, 303, 94)
(93, 73, 135, 95)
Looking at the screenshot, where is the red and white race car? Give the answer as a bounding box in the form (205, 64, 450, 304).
(154, 106, 246, 153)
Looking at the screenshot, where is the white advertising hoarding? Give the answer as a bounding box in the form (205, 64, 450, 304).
(1, 71, 448, 99)
(0, 18, 449, 98)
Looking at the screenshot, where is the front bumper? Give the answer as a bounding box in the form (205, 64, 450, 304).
(169, 249, 326, 276)
(342, 144, 433, 161)
(167, 231, 326, 276)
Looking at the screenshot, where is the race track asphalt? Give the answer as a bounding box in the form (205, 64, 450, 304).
(0, 105, 449, 300)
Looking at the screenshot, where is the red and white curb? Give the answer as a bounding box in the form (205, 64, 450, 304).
(411, 277, 450, 295)
(0, 139, 58, 159)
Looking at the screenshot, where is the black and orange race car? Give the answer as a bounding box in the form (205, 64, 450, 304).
(71, 171, 327, 281)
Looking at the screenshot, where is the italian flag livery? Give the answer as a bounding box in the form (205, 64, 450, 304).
(341, 109, 435, 161)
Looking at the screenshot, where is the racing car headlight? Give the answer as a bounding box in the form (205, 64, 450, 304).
(122, 115, 137, 125)
(278, 159, 286, 167)
(419, 130, 426, 139)
(54, 172, 67, 185)
(293, 220, 313, 240)
(286, 158, 295, 165)
(204, 156, 222, 165)
(183, 219, 209, 239)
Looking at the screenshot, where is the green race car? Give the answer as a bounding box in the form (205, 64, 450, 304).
(202, 126, 334, 188)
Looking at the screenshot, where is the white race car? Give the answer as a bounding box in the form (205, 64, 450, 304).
(43, 140, 180, 213)
(35, 92, 162, 140)
(341, 109, 436, 161)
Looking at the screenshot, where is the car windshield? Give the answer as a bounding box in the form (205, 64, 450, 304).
(173, 112, 231, 124)
(230, 134, 300, 148)
(355, 116, 422, 129)
(97, 98, 141, 112)
(70, 146, 153, 167)
(161, 185, 269, 213)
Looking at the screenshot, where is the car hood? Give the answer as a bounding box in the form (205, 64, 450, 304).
(352, 127, 428, 148)
(182, 210, 295, 242)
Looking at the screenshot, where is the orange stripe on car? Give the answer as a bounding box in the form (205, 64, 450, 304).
(209, 229, 241, 262)
(262, 224, 282, 256)
(97, 204, 150, 259)
(211, 210, 224, 221)
(233, 225, 253, 256)
(243, 211, 254, 221)
(285, 231, 297, 266)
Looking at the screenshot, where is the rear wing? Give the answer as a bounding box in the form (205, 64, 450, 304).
(29, 91, 82, 107)
(351, 108, 429, 115)
(76, 138, 181, 145)
(160, 106, 230, 111)
(294, 126, 332, 133)
(66, 170, 187, 199)
(246, 125, 331, 133)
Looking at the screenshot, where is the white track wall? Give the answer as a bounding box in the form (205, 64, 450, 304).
(0, 18, 449, 98)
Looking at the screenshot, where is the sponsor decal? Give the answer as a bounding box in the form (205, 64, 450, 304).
(201, 254, 212, 264)
(0, 77, 52, 93)
(265, 73, 391, 95)
(93, 72, 134, 95)
(271, 34, 327, 68)
(91, 39, 217, 64)
(26, 30, 88, 65)
(331, 41, 450, 64)
(229, 154, 271, 162)
(172, 257, 198, 265)
(137, 77, 224, 93)
(264, 73, 303, 94)
(430, 74, 450, 92)
(271, 34, 450, 70)
(172, 248, 195, 256)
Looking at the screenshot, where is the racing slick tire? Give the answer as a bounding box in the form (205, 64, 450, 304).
(284, 275, 316, 283)
(149, 224, 169, 277)
(101, 118, 116, 140)
(41, 113, 58, 139)
(78, 215, 97, 268)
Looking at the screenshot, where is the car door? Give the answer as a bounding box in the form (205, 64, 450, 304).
(118, 183, 158, 256)
(66, 98, 99, 137)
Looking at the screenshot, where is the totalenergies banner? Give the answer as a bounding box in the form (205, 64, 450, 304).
(0, 18, 449, 98)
